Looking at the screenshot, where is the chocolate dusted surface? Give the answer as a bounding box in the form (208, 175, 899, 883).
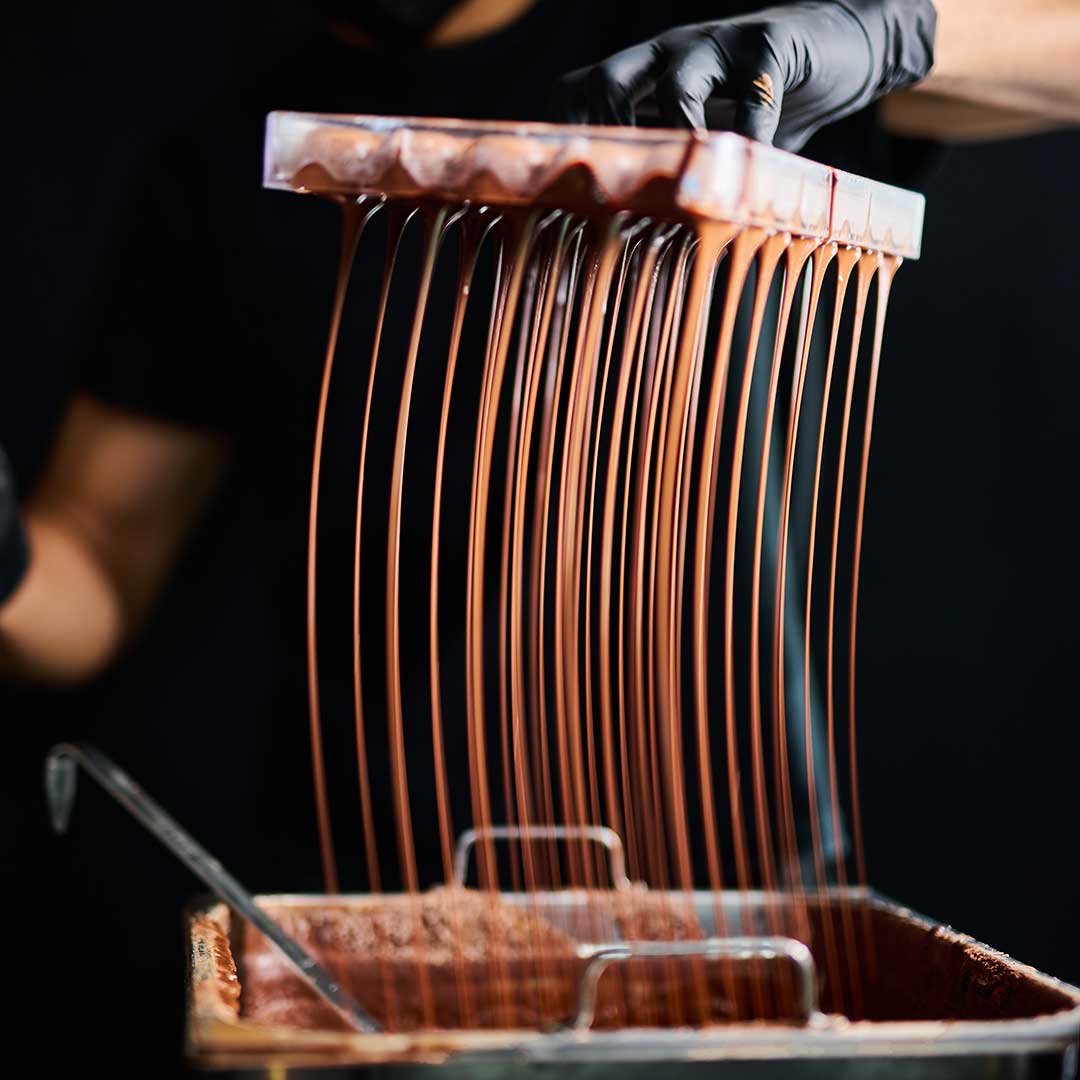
(236, 886, 771, 1030)
(604, 882, 705, 942)
(190, 911, 241, 1013)
(234, 886, 804, 1031)
(239, 887, 580, 1030)
(247, 886, 575, 963)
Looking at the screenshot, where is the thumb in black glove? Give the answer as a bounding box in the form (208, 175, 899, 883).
(551, 1, 936, 152)
(0, 445, 29, 605)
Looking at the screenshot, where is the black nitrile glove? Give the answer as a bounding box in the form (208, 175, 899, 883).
(0, 445, 29, 605)
(551, 1, 936, 151)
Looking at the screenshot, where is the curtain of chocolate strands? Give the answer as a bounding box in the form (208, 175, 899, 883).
(304, 195, 899, 1030)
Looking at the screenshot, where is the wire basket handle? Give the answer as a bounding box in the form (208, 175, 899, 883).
(573, 936, 822, 1029)
(453, 824, 630, 890)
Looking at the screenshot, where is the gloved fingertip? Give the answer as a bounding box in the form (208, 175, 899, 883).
(682, 102, 708, 132)
(670, 93, 706, 130)
(734, 102, 781, 146)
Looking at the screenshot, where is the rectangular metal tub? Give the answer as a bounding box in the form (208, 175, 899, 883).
(187, 888, 1080, 1077)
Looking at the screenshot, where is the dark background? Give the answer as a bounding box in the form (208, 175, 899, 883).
(3, 2, 1078, 1072)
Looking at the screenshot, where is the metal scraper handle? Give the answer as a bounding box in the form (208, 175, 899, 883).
(43, 742, 382, 1035)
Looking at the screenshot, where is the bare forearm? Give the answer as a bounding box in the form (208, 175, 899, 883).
(0, 514, 125, 682)
(0, 395, 228, 684)
(919, 0, 1080, 119)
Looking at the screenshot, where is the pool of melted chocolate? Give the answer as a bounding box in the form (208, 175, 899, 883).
(197, 888, 1077, 1035)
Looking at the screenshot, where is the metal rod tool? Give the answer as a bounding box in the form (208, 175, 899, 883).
(43, 742, 383, 1034)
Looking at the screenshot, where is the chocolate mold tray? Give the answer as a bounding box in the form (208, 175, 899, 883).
(263, 112, 924, 259)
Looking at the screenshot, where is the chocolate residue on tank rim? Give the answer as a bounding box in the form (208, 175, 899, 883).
(189, 911, 241, 1011)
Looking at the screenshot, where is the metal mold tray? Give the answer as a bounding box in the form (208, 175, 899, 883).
(263, 112, 924, 259)
(187, 888, 1080, 1076)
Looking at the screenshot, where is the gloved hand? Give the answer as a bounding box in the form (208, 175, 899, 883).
(551, 1, 936, 151)
(0, 444, 29, 605)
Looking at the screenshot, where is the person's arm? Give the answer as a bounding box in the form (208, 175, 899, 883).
(884, 0, 1080, 140)
(551, 1, 938, 151)
(552, 0, 1079, 148)
(0, 395, 228, 683)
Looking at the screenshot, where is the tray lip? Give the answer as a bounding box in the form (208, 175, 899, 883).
(261, 110, 923, 259)
(185, 886, 1080, 1067)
